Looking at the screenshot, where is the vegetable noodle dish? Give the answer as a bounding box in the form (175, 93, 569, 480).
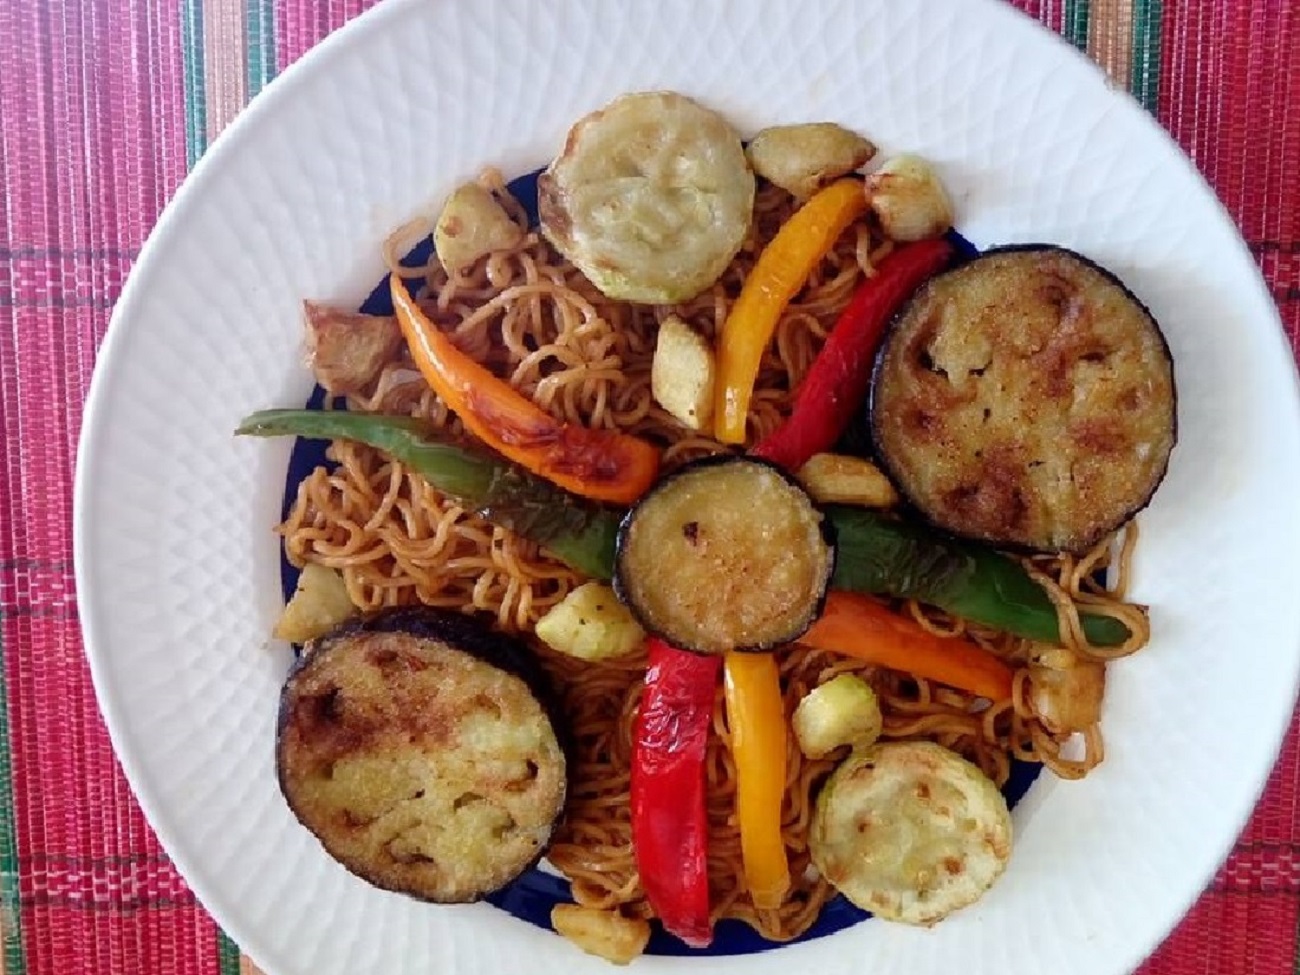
(238, 91, 1175, 964)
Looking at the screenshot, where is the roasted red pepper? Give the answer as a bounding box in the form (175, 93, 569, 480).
(751, 237, 954, 470)
(631, 638, 721, 947)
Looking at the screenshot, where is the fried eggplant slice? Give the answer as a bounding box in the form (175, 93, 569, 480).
(870, 245, 1176, 553)
(276, 608, 567, 903)
(613, 456, 834, 654)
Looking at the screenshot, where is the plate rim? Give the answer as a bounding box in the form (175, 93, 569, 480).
(73, 0, 1300, 973)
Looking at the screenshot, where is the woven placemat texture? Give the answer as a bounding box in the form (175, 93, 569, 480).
(0, 1, 1296, 973)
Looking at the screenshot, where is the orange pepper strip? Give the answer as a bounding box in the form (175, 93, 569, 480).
(801, 591, 1015, 702)
(390, 276, 660, 504)
(714, 179, 869, 444)
(723, 652, 791, 911)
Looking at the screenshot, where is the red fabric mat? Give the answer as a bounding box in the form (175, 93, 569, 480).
(0, 1, 1295, 973)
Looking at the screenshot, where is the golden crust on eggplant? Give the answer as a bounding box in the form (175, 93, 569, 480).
(277, 610, 567, 903)
(870, 246, 1176, 553)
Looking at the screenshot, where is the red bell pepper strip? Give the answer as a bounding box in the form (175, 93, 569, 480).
(631, 637, 721, 947)
(750, 237, 954, 470)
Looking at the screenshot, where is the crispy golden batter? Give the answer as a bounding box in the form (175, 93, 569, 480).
(277, 612, 567, 903)
(871, 246, 1176, 553)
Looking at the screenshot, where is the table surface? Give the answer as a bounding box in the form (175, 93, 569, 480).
(0, 1, 1297, 973)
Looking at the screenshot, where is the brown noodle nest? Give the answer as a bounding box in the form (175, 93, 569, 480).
(279, 171, 1151, 942)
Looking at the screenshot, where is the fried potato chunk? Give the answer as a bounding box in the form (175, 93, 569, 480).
(551, 905, 651, 965)
(650, 315, 716, 430)
(434, 182, 525, 272)
(747, 122, 876, 198)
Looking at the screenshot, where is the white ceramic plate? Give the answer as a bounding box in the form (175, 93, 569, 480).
(75, 0, 1300, 973)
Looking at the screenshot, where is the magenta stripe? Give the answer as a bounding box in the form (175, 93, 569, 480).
(275, 0, 378, 71)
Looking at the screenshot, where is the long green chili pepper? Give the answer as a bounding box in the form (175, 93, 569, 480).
(235, 409, 618, 580)
(825, 505, 1131, 646)
(236, 408, 1131, 646)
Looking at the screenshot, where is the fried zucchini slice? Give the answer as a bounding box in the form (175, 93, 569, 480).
(810, 741, 1012, 925)
(792, 674, 883, 759)
(870, 245, 1176, 553)
(276, 608, 567, 903)
(538, 91, 754, 304)
(613, 456, 834, 654)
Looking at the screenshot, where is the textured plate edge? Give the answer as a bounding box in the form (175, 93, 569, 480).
(69, 0, 1300, 973)
(70, 0, 424, 970)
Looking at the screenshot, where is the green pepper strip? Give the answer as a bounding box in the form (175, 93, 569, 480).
(237, 409, 1130, 647)
(826, 505, 1130, 646)
(236, 409, 617, 580)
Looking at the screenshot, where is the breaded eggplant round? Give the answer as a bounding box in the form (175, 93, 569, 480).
(870, 245, 1176, 554)
(613, 455, 835, 655)
(276, 608, 567, 903)
(538, 91, 754, 304)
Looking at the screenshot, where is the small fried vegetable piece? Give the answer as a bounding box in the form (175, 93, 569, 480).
(810, 741, 1012, 924)
(1028, 646, 1106, 735)
(303, 301, 403, 397)
(433, 182, 525, 273)
(747, 122, 876, 198)
(534, 582, 645, 662)
(651, 316, 716, 430)
(796, 453, 899, 508)
(550, 905, 651, 966)
(273, 563, 355, 643)
(791, 674, 883, 759)
(538, 91, 755, 303)
(866, 154, 954, 242)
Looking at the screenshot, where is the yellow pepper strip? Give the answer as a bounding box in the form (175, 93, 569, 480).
(714, 179, 869, 444)
(723, 651, 790, 910)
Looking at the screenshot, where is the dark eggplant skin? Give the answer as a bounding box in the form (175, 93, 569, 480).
(276, 606, 570, 905)
(867, 243, 1178, 555)
(612, 454, 837, 654)
(286, 606, 569, 739)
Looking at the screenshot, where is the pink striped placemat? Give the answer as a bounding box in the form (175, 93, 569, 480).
(0, 1, 1295, 973)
